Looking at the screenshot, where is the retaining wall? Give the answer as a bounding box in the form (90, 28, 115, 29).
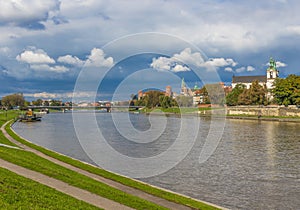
(226, 106, 300, 117)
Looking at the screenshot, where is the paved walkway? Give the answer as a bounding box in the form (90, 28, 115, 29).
(0, 158, 133, 210)
(1, 121, 197, 210)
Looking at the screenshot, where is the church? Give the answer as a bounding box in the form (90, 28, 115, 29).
(232, 57, 279, 90)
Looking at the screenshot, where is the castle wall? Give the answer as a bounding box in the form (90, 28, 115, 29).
(226, 106, 300, 117)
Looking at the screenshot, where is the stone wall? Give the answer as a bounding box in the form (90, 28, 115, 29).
(226, 105, 300, 117)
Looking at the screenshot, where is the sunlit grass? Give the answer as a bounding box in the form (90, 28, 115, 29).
(0, 167, 101, 210)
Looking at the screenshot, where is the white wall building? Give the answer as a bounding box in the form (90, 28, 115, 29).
(232, 57, 279, 91)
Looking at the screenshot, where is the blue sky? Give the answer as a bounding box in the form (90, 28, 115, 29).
(0, 0, 299, 101)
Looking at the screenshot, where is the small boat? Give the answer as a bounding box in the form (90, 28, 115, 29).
(18, 116, 41, 122)
(18, 110, 42, 122)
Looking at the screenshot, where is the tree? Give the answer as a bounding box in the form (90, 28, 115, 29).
(272, 74, 300, 106)
(226, 84, 246, 106)
(238, 80, 268, 105)
(1, 93, 25, 109)
(50, 100, 62, 106)
(144, 91, 164, 108)
(175, 95, 193, 107)
(32, 98, 43, 106)
(159, 95, 177, 108)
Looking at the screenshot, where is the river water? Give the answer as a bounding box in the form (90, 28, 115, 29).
(12, 112, 300, 209)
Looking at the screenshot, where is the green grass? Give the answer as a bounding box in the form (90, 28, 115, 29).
(227, 114, 300, 119)
(0, 146, 167, 210)
(0, 167, 101, 210)
(0, 111, 19, 146)
(6, 122, 218, 210)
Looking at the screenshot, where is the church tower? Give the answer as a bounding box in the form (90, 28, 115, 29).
(266, 57, 279, 89)
(181, 78, 188, 95)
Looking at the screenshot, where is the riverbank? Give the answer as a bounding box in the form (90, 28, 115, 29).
(139, 107, 300, 123)
(0, 111, 222, 210)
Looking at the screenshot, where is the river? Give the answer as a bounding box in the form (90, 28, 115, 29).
(12, 112, 300, 209)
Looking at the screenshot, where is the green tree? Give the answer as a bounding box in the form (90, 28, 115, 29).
(32, 98, 43, 106)
(226, 84, 246, 106)
(141, 91, 164, 108)
(199, 86, 209, 104)
(238, 80, 268, 105)
(1, 93, 25, 109)
(272, 74, 300, 106)
(159, 95, 177, 108)
(50, 100, 62, 106)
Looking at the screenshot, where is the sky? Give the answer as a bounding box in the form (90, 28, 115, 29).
(0, 0, 299, 101)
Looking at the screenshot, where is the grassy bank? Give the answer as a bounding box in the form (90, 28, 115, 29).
(0, 167, 101, 210)
(0, 146, 165, 210)
(1, 111, 219, 210)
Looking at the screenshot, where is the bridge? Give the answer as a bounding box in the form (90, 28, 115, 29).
(27, 105, 145, 113)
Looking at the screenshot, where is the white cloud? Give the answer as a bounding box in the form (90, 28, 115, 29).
(265, 60, 287, 68)
(85, 48, 114, 67)
(24, 91, 94, 99)
(172, 48, 205, 67)
(0, 0, 60, 25)
(58, 48, 114, 68)
(276, 61, 287, 68)
(286, 25, 300, 35)
(247, 66, 255, 71)
(16, 48, 55, 64)
(172, 64, 190, 72)
(30, 64, 69, 73)
(150, 57, 172, 71)
(150, 48, 238, 72)
(236, 67, 246, 73)
(150, 48, 206, 72)
(224, 67, 233, 72)
(202, 58, 237, 68)
(57, 55, 84, 66)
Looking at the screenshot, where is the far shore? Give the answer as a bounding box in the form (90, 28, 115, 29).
(139, 108, 300, 123)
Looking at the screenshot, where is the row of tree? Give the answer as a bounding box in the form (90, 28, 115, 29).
(0, 94, 64, 109)
(0, 93, 26, 109)
(132, 91, 179, 108)
(272, 74, 300, 106)
(226, 74, 300, 106)
(226, 81, 268, 106)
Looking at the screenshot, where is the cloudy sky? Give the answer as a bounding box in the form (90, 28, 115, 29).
(0, 0, 299, 101)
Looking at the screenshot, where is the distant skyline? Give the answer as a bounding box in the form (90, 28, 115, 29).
(0, 0, 299, 101)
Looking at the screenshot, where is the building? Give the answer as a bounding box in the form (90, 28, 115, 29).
(180, 78, 193, 96)
(165, 85, 172, 97)
(232, 57, 279, 90)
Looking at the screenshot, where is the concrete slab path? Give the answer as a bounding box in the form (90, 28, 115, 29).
(0, 158, 133, 210)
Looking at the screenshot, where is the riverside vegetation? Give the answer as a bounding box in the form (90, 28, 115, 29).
(0, 110, 218, 210)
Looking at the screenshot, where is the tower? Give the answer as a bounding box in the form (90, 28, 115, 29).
(181, 78, 188, 95)
(165, 85, 172, 97)
(266, 57, 279, 89)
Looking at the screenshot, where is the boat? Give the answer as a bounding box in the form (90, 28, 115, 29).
(18, 110, 42, 122)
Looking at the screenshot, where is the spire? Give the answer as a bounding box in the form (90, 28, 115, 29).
(269, 57, 277, 70)
(181, 77, 186, 89)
